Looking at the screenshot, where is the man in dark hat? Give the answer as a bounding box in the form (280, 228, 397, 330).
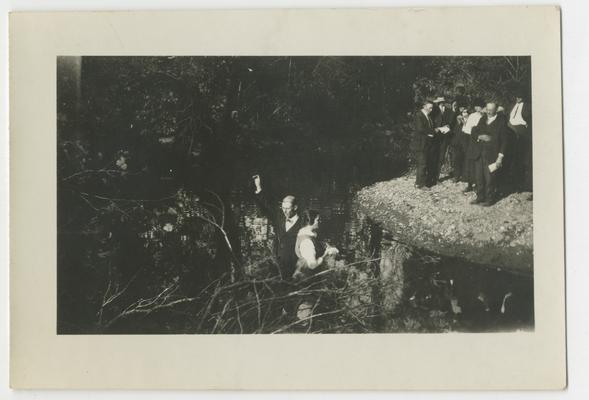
(507, 91, 533, 192)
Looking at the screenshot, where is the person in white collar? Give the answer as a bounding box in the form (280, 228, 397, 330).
(508, 91, 533, 192)
(463, 103, 485, 134)
(292, 210, 339, 323)
(485, 111, 498, 125)
(470, 102, 509, 206)
(509, 95, 530, 127)
(292, 210, 339, 280)
(252, 174, 302, 280)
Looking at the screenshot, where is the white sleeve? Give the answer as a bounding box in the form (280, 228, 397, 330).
(299, 238, 318, 269)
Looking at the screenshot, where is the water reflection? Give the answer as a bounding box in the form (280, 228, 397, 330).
(223, 150, 534, 332)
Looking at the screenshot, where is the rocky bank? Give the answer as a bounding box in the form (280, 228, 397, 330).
(356, 176, 533, 273)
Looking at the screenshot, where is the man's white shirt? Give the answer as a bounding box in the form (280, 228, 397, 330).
(298, 226, 318, 268)
(285, 214, 299, 231)
(421, 109, 433, 127)
(463, 111, 483, 134)
(509, 102, 527, 126)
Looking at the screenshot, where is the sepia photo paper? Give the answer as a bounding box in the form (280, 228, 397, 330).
(9, 7, 565, 390)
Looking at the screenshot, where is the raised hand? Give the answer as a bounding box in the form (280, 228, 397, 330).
(252, 174, 262, 193)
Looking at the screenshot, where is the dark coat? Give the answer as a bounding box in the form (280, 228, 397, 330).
(471, 114, 509, 161)
(254, 191, 302, 279)
(412, 110, 436, 152)
(454, 94, 469, 109)
(434, 106, 456, 130)
(451, 118, 466, 146)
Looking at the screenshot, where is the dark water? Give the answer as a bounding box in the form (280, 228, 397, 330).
(220, 146, 534, 333)
(58, 138, 533, 334)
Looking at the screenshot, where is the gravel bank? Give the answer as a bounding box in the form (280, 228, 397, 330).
(356, 176, 533, 273)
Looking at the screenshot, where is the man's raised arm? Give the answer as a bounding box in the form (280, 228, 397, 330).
(252, 174, 277, 225)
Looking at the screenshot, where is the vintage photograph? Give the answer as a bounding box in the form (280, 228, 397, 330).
(57, 56, 533, 334)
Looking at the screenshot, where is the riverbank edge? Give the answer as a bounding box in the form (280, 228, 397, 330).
(355, 175, 533, 274)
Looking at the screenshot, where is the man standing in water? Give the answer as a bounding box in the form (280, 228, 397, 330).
(252, 174, 302, 280)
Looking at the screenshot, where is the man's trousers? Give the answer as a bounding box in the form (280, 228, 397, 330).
(474, 152, 498, 202)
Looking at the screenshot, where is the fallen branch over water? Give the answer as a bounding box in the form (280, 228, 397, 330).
(100, 256, 392, 334)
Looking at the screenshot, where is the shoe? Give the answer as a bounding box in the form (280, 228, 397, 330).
(480, 201, 493, 207)
(414, 184, 424, 189)
(470, 197, 484, 205)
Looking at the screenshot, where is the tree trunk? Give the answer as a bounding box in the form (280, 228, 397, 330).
(379, 239, 411, 314)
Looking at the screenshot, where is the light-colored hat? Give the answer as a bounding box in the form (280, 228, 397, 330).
(433, 96, 446, 103)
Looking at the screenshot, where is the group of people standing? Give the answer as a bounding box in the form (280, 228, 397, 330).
(412, 87, 533, 206)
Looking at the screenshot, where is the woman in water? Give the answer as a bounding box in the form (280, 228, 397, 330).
(292, 210, 339, 281)
(292, 210, 339, 323)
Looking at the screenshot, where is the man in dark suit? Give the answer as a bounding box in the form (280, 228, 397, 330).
(450, 107, 470, 183)
(412, 100, 443, 188)
(470, 102, 509, 206)
(433, 97, 456, 181)
(252, 174, 302, 279)
(507, 92, 533, 192)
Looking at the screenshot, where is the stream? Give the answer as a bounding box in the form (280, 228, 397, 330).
(217, 144, 534, 333)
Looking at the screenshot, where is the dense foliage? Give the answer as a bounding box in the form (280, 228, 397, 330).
(412, 56, 531, 107)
